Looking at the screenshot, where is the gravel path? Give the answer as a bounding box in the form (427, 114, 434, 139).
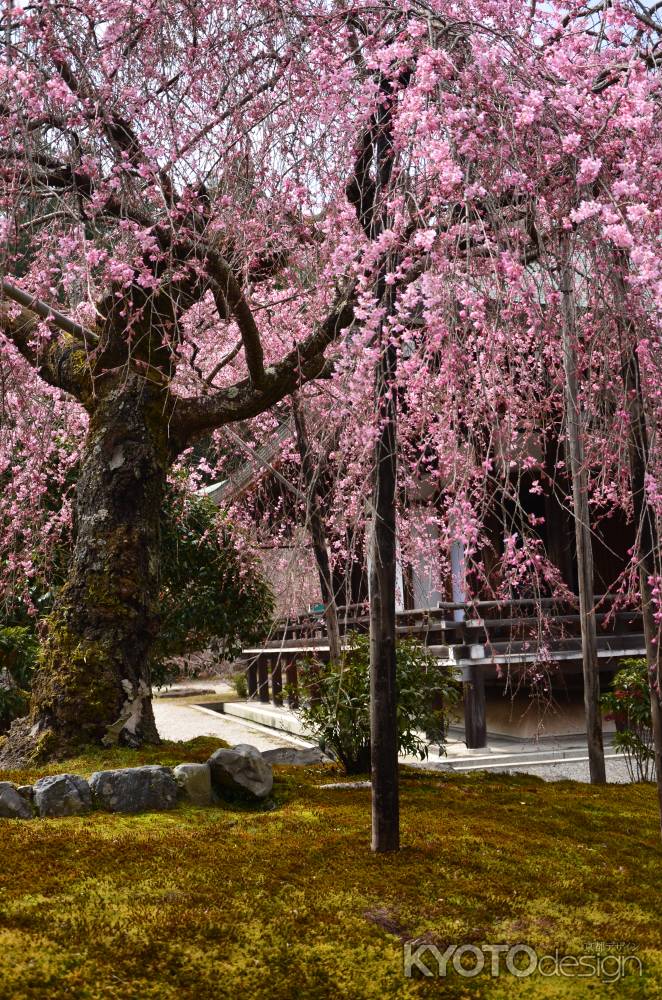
(154, 685, 638, 784)
(488, 756, 635, 783)
(409, 755, 636, 783)
(153, 701, 305, 751)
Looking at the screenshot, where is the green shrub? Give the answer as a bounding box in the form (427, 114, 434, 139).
(0, 485, 274, 721)
(295, 633, 460, 774)
(232, 670, 248, 699)
(601, 658, 654, 782)
(0, 625, 39, 733)
(150, 485, 274, 687)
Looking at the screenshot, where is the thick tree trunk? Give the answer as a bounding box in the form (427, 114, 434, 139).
(1, 373, 169, 764)
(560, 245, 606, 784)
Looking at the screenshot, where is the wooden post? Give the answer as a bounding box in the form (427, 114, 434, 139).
(463, 665, 487, 749)
(368, 250, 400, 851)
(451, 540, 486, 748)
(308, 660, 321, 707)
(618, 297, 662, 834)
(271, 660, 283, 706)
(369, 349, 400, 853)
(343, 75, 400, 852)
(285, 660, 299, 709)
(367, 79, 401, 854)
(560, 237, 606, 784)
(258, 658, 270, 703)
(246, 660, 258, 700)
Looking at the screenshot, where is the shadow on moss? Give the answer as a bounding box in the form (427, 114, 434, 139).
(0, 749, 659, 999)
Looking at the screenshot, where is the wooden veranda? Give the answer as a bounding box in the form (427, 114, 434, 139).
(241, 597, 647, 747)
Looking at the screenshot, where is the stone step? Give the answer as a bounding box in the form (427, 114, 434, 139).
(436, 752, 623, 772)
(205, 700, 310, 738)
(212, 701, 619, 772)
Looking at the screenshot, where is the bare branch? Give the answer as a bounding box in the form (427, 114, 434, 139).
(205, 339, 243, 385)
(172, 287, 355, 440)
(1, 279, 98, 346)
(207, 252, 266, 388)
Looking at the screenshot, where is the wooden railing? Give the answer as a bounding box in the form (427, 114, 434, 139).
(243, 596, 644, 668)
(239, 596, 646, 748)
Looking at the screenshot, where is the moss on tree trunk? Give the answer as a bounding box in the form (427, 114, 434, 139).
(1, 374, 171, 764)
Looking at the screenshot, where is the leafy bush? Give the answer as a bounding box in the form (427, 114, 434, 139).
(0, 625, 39, 733)
(601, 658, 654, 782)
(232, 671, 249, 700)
(295, 633, 460, 774)
(0, 486, 274, 722)
(150, 486, 274, 687)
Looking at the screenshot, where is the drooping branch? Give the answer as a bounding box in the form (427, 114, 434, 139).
(558, 233, 605, 784)
(292, 394, 343, 664)
(205, 339, 243, 386)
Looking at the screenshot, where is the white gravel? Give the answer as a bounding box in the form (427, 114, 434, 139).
(490, 757, 635, 783)
(154, 686, 639, 785)
(153, 701, 302, 751)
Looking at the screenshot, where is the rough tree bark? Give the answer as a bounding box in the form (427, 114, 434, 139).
(2, 372, 173, 761)
(0, 278, 354, 766)
(560, 240, 606, 784)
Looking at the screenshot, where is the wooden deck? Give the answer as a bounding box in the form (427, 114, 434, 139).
(240, 597, 646, 748)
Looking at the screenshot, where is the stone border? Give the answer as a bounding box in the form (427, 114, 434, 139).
(0, 743, 276, 820)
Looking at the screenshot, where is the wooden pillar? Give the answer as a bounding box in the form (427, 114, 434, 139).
(271, 660, 283, 706)
(258, 658, 270, 703)
(618, 301, 662, 833)
(369, 327, 400, 853)
(561, 238, 606, 784)
(247, 661, 258, 700)
(425, 676, 445, 746)
(285, 660, 299, 709)
(463, 665, 487, 749)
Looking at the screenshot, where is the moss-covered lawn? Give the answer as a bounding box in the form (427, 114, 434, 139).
(0, 738, 659, 999)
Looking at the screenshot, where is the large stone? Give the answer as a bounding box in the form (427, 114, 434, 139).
(261, 746, 331, 766)
(33, 774, 92, 818)
(90, 766, 178, 814)
(208, 745, 273, 800)
(0, 781, 33, 819)
(17, 785, 34, 804)
(173, 763, 213, 806)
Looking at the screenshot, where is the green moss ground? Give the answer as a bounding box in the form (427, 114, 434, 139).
(0, 738, 660, 999)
